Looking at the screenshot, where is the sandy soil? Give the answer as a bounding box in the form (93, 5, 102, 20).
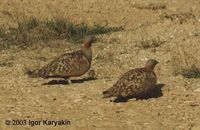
(1, 0, 200, 130)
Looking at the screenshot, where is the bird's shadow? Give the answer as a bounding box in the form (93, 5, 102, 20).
(113, 83, 165, 103)
(42, 77, 97, 85)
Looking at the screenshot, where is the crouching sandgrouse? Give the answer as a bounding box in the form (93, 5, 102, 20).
(27, 36, 96, 83)
(103, 59, 159, 102)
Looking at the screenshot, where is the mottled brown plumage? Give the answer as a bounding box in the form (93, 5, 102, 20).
(103, 59, 159, 101)
(27, 36, 96, 82)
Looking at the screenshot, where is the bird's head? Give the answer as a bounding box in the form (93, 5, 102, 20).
(83, 36, 96, 48)
(145, 59, 159, 70)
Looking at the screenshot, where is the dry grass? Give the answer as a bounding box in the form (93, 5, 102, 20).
(135, 36, 164, 49)
(180, 65, 200, 78)
(0, 58, 14, 67)
(171, 47, 200, 78)
(159, 12, 196, 24)
(131, 2, 166, 10)
(0, 17, 123, 51)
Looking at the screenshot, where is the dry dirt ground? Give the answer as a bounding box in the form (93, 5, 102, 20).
(1, 0, 200, 130)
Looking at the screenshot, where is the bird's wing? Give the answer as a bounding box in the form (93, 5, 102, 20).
(37, 50, 90, 78)
(119, 68, 157, 97)
(103, 68, 142, 98)
(104, 68, 156, 98)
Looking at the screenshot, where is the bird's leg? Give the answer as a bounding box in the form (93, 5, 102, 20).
(63, 77, 72, 84)
(67, 79, 72, 84)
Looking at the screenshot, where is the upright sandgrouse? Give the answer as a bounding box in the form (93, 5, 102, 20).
(27, 36, 96, 83)
(103, 59, 159, 102)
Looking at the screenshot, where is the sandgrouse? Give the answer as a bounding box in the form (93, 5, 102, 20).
(27, 36, 96, 83)
(103, 59, 159, 102)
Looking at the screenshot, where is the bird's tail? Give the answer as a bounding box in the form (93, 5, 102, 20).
(23, 67, 41, 78)
(24, 67, 48, 78)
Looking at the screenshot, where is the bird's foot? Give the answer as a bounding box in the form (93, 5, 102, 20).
(63, 78, 72, 84)
(66, 79, 72, 84)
